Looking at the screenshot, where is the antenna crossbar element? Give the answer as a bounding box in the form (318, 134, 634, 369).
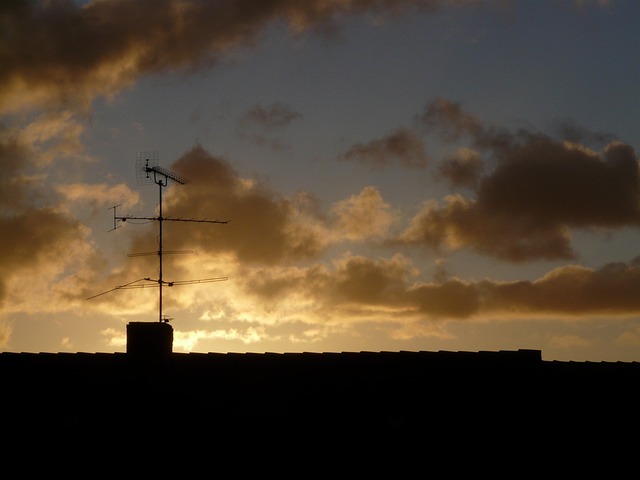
(161, 217, 229, 224)
(86, 278, 154, 300)
(168, 277, 229, 286)
(127, 250, 194, 257)
(88, 152, 229, 323)
(147, 165, 190, 185)
(86, 276, 228, 300)
(114, 214, 229, 226)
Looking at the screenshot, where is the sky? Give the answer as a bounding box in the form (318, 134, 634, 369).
(2, 0, 640, 361)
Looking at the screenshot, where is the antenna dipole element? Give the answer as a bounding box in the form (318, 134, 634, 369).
(136, 151, 159, 186)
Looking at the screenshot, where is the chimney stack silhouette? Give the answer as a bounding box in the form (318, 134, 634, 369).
(126, 321, 173, 358)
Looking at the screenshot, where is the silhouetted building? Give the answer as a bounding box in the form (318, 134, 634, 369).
(2, 321, 638, 466)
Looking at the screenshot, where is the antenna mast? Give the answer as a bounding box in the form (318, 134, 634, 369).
(88, 152, 229, 323)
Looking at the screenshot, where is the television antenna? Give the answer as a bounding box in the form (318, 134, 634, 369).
(88, 152, 229, 323)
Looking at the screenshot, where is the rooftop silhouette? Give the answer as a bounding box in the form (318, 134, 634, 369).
(2, 321, 638, 466)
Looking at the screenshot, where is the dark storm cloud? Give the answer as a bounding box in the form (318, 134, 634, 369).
(407, 279, 480, 318)
(330, 253, 414, 304)
(0, 0, 449, 112)
(481, 259, 640, 315)
(436, 148, 484, 189)
(0, 121, 89, 307)
(238, 253, 640, 320)
(0, 207, 85, 307)
(0, 127, 33, 211)
(398, 98, 640, 262)
(340, 128, 429, 169)
(429, 257, 640, 318)
(477, 139, 640, 227)
(238, 253, 417, 311)
(127, 145, 327, 265)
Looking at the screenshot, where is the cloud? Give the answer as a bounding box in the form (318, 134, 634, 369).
(549, 334, 591, 349)
(237, 252, 420, 320)
(0, 321, 12, 349)
(330, 253, 418, 306)
(0, 210, 98, 311)
(0, 0, 447, 115)
(417, 97, 487, 145)
(76, 148, 399, 315)
(81, 250, 640, 347)
(398, 99, 640, 262)
(329, 186, 395, 241)
(617, 326, 640, 346)
(550, 118, 616, 146)
(0, 110, 133, 312)
(55, 182, 140, 215)
(238, 102, 302, 131)
(340, 128, 429, 169)
(118, 146, 397, 270)
(174, 327, 267, 351)
(0, 106, 99, 308)
(0, 111, 89, 207)
(245, 254, 640, 323)
(481, 260, 640, 314)
(0, 0, 464, 331)
(476, 140, 640, 228)
(396, 194, 578, 261)
(236, 102, 302, 149)
(231, 254, 640, 325)
(436, 147, 484, 189)
(125, 145, 329, 265)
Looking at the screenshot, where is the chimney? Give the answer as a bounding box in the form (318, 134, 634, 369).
(126, 321, 173, 359)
